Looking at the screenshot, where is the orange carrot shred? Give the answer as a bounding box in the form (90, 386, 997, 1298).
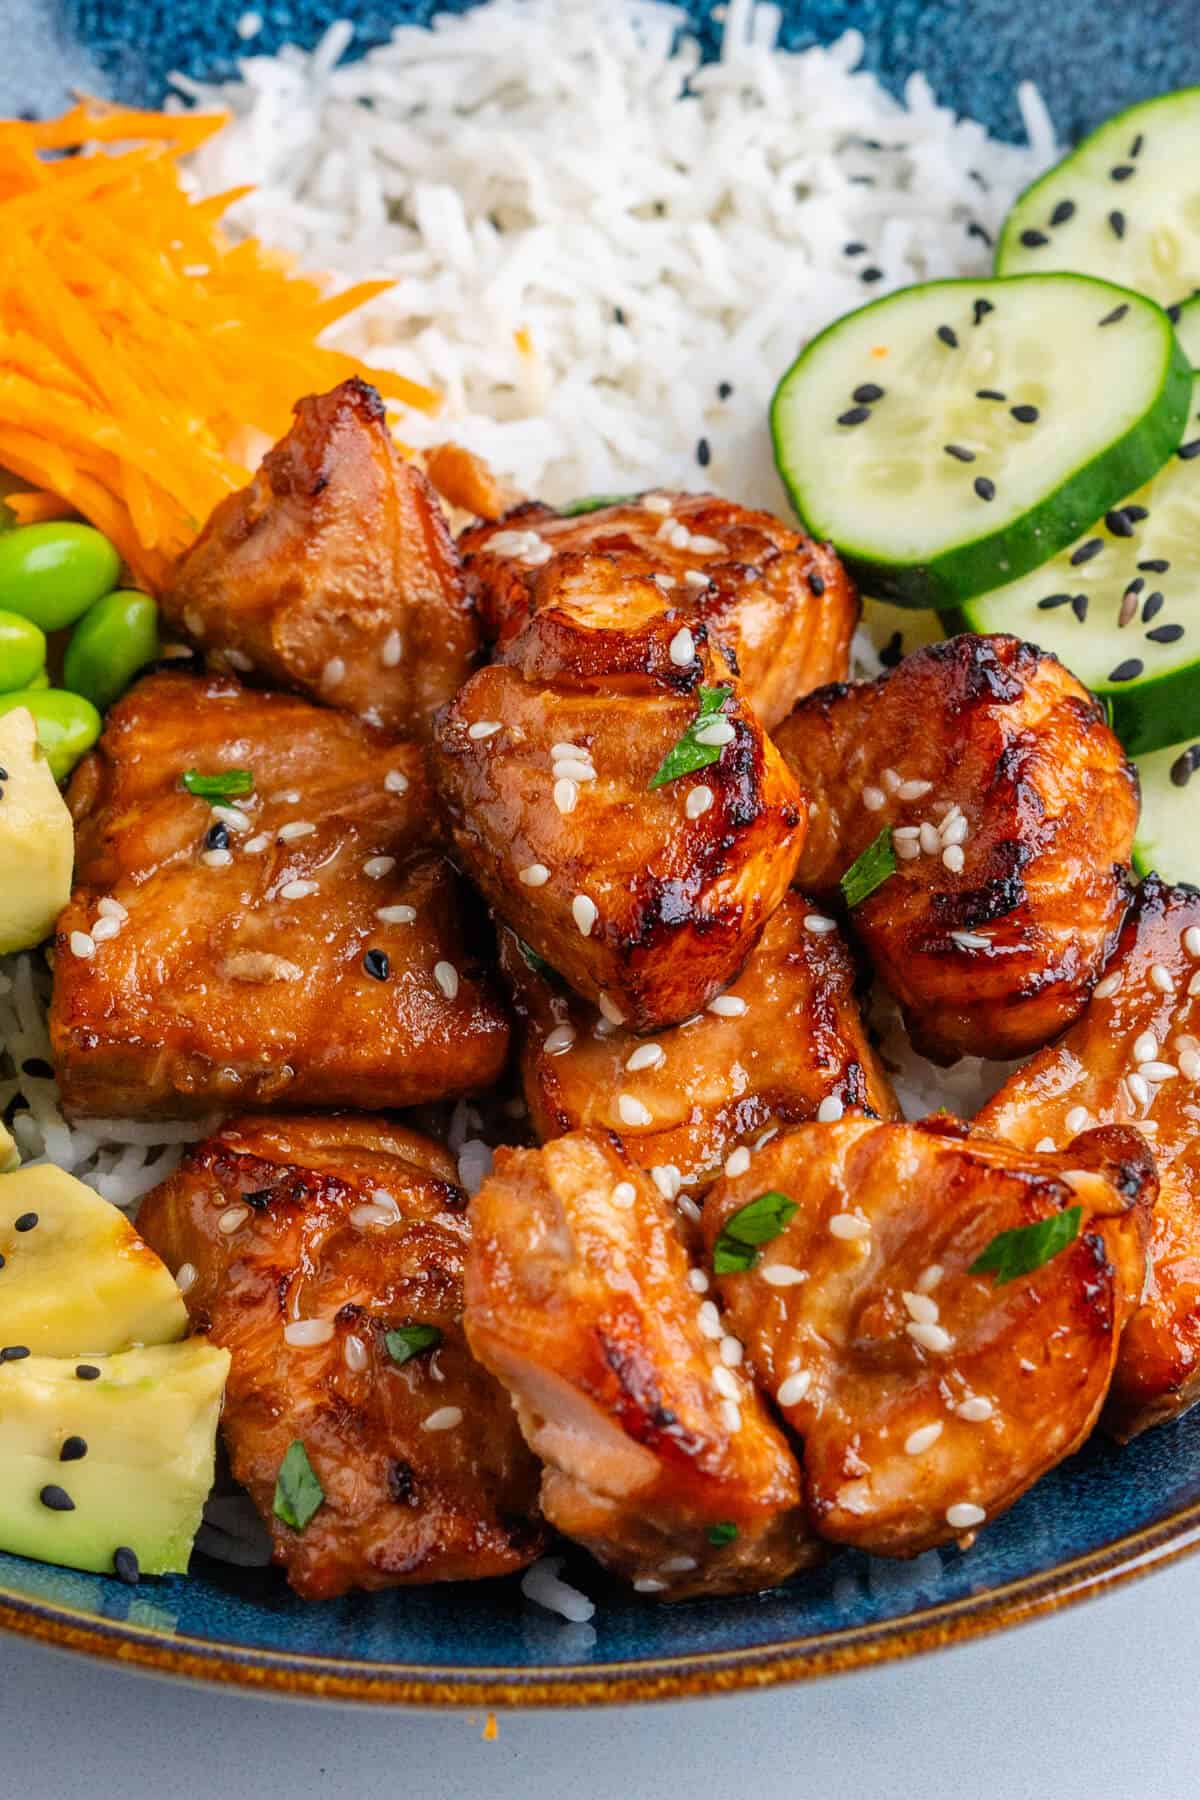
(7, 490, 76, 525)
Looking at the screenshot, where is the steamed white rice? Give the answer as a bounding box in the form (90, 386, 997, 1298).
(1, 0, 1055, 1206)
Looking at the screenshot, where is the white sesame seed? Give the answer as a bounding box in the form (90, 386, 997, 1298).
(919, 821, 941, 855)
(1151, 963, 1176, 995)
(940, 813, 969, 847)
(270, 789, 301, 806)
(376, 905, 417, 925)
(322, 656, 346, 689)
(718, 1400, 742, 1435)
(667, 523, 691, 551)
(951, 930, 991, 951)
(817, 1095, 844, 1123)
(543, 1023, 577, 1055)
(594, 1016, 618, 1040)
(903, 1291, 939, 1324)
(778, 1371, 814, 1411)
(626, 1043, 665, 1073)
(1139, 1060, 1178, 1082)
(487, 528, 539, 556)
(591, 995, 623, 1029)
(550, 742, 587, 758)
(881, 767, 902, 794)
(1035, 1136, 1056, 1153)
(1126, 1072, 1151, 1107)
(363, 856, 395, 879)
(218, 1205, 249, 1234)
(829, 1212, 869, 1240)
(687, 534, 723, 555)
(894, 837, 921, 860)
(686, 785, 714, 819)
(384, 769, 410, 794)
(434, 961, 460, 1000)
(175, 1262, 198, 1294)
(90, 916, 121, 943)
(1064, 1106, 1090, 1135)
(200, 849, 232, 869)
(905, 1422, 943, 1455)
(1185, 926, 1200, 958)
(651, 1163, 681, 1200)
(698, 1300, 723, 1339)
(1093, 972, 1122, 999)
(1191, 972, 1200, 997)
(754, 1126, 779, 1150)
(892, 826, 921, 842)
(708, 994, 747, 1018)
(805, 914, 838, 935)
(693, 717, 736, 748)
(553, 757, 596, 782)
(572, 894, 597, 936)
(761, 1263, 806, 1287)
(1142, 1121, 1160, 1136)
(1179, 1048, 1200, 1081)
(280, 879, 318, 900)
(724, 1147, 752, 1178)
(677, 1194, 702, 1225)
(284, 1318, 334, 1347)
(712, 1365, 739, 1400)
(1133, 1031, 1158, 1064)
(719, 1334, 744, 1367)
(660, 1555, 698, 1574)
(422, 1406, 463, 1432)
(183, 607, 205, 638)
(519, 863, 551, 887)
(244, 833, 271, 854)
(863, 785, 886, 811)
(634, 1576, 668, 1593)
(668, 626, 696, 666)
(688, 1269, 710, 1294)
(212, 804, 250, 832)
(618, 1094, 653, 1127)
(907, 1321, 953, 1353)
(956, 1396, 994, 1422)
(344, 1334, 369, 1372)
(380, 629, 404, 667)
(611, 1181, 637, 1210)
(684, 569, 710, 590)
(916, 1263, 944, 1294)
(642, 492, 673, 514)
(277, 820, 316, 842)
(554, 777, 579, 815)
(946, 1502, 986, 1529)
(898, 779, 933, 802)
(522, 541, 553, 567)
(97, 896, 127, 920)
(942, 844, 965, 874)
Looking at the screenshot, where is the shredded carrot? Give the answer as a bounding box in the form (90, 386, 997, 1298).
(0, 102, 439, 590)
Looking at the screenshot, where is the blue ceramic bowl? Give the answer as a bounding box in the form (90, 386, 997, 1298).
(5, 0, 1200, 1707)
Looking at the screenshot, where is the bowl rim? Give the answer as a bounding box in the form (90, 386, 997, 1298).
(1, 1493, 1198, 1706)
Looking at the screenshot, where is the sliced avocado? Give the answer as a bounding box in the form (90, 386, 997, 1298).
(0, 705, 73, 953)
(0, 1121, 16, 1173)
(0, 1338, 230, 1577)
(0, 1165, 187, 1355)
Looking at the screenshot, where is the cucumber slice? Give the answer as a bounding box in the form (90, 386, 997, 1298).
(957, 360, 1200, 756)
(1178, 296, 1200, 369)
(996, 90, 1200, 310)
(770, 276, 1191, 610)
(1132, 738, 1200, 886)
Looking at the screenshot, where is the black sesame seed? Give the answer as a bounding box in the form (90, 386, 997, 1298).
(1178, 439, 1200, 461)
(852, 383, 884, 403)
(1071, 594, 1089, 622)
(1037, 593, 1073, 610)
(1168, 304, 1182, 324)
(859, 266, 884, 284)
(1098, 303, 1130, 326)
(1105, 509, 1134, 537)
(1127, 577, 1146, 595)
(0, 767, 8, 781)
(972, 298, 995, 326)
(204, 822, 230, 852)
(363, 948, 390, 981)
(1020, 229, 1049, 248)
(973, 476, 996, 502)
(21, 1056, 54, 1080)
(242, 1187, 274, 1210)
(1050, 199, 1077, 226)
(1109, 658, 1144, 682)
(936, 325, 959, 348)
(1147, 623, 1185, 644)
(1125, 506, 1149, 523)
(113, 1546, 140, 1586)
(966, 221, 993, 246)
(1170, 746, 1200, 787)
(807, 573, 826, 597)
(1110, 164, 1135, 181)
(717, 381, 733, 400)
(613, 306, 626, 325)
(1010, 404, 1039, 424)
(0, 1345, 29, 1361)
(0, 1254, 5, 1269)
(1138, 559, 1170, 573)
(695, 437, 711, 468)
(878, 631, 904, 669)
(60, 1436, 88, 1462)
(837, 406, 871, 426)
(1070, 538, 1104, 566)
(14, 1212, 37, 1233)
(1108, 210, 1126, 239)
(843, 241, 867, 256)
(944, 444, 976, 462)
(976, 389, 1007, 402)
(1142, 591, 1165, 622)
(1130, 133, 1144, 158)
(75, 1365, 100, 1381)
(40, 1484, 75, 1512)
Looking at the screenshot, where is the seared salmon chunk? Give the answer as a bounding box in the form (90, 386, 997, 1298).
(163, 378, 478, 739)
(704, 1117, 1153, 1556)
(464, 1130, 818, 1598)
(773, 634, 1138, 1062)
(137, 1114, 544, 1599)
(52, 672, 509, 1118)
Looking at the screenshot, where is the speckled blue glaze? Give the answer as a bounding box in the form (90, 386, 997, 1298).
(6, 0, 1200, 1700)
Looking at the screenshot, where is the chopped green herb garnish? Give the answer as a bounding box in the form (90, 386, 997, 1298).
(559, 492, 638, 516)
(969, 1206, 1082, 1286)
(713, 1190, 798, 1275)
(707, 1521, 739, 1546)
(649, 686, 733, 791)
(385, 1323, 444, 1366)
(517, 937, 559, 981)
(273, 1440, 324, 1532)
(840, 827, 897, 909)
(182, 768, 254, 800)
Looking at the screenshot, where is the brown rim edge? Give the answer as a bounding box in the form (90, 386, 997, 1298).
(2, 1500, 1199, 1708)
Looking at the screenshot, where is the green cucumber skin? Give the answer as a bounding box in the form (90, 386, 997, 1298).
(771, 278, 1194, 613)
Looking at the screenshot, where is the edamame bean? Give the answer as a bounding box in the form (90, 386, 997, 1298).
(0, 688, 102, 782)
(63, 590, 159, 712)
(0, 523, 121, 633)
(0, 609, 47, 694)
(19, 669, 50, 691)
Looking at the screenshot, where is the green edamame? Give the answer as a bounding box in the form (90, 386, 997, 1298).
(0, 523, 121, 633)
(0, 609, 47, 694)
(0, 688, 102, 782)
(19, 669, 50, 691)
(63, 590, 159, 712)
